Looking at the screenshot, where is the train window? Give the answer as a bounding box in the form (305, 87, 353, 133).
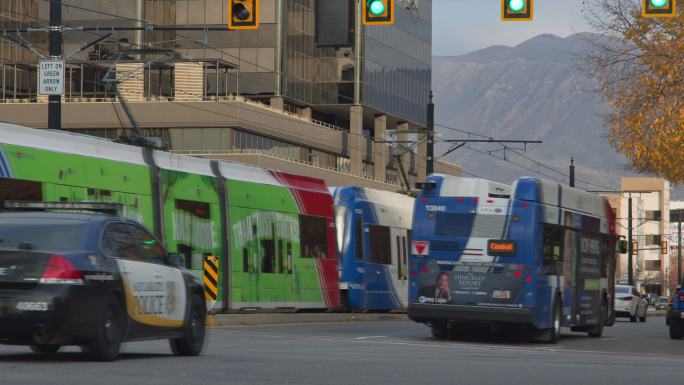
(0, 178, 42, 201)
(396, 236, 403, 279)
(260, 223, 276, 273)
(175, 199, 210, 219)
(335, 206, 347, 256)
(278, 240, 285, 273)
(242, 247, 249, 273)
(299, 215, 329, 259)
(355, 217, 364, 261)
(402, 235, 408, 280)
(369, 225, 391, 265)
(176, 244, 193, 269)
(286, 242, 293, 273)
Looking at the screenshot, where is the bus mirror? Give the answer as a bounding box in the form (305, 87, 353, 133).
(618, 240, 628, 254)
(415, 182, 437, 191)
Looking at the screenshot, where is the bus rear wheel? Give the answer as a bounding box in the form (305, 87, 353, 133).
(430, 322, 449, 339)
(545, 299, 562, 344)
(588, 302, 606, 338)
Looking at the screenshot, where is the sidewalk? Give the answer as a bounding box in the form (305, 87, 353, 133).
(208, 312, 408, 327)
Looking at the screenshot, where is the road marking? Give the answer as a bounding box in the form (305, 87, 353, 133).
(599, 337, 621, 341)
(355, 336, 388, 340)
(213, 330, 684, 360)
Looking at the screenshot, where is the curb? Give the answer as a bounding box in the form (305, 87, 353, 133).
(209, 313, 408, 327)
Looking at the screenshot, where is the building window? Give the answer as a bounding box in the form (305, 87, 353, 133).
(644, 234, 661, 246)
(644, 260, 661, 271)
(645, 210, 662, 221)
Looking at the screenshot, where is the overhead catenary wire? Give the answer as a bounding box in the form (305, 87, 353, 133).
(2, 4, 616, 192)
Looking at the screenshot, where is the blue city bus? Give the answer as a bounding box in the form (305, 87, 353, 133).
(408, 175, 617, 343)
(332, 187, 414, 311)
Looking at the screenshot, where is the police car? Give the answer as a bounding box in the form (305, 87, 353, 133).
(0, 202, 206, 361)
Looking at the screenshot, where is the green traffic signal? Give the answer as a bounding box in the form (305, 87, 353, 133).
(369, 0, 385, 15)
(649, 0, 668, 7)
(508, 0, 526, 12)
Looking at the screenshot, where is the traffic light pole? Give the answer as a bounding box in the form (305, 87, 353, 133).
(628, 194, 634, 286)
(48, 0, 62, 130)
(426, 91, 434, 175)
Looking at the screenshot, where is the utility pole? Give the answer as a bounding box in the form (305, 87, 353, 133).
(48, 0, 62, 130)
(426, 91, 434, 175)
(569, 157, 575, 187)
(628, 193, 634, 286)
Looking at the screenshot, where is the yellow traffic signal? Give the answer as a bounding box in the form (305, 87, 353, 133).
(501, 0, 533, 21)
(229, 0, 259, 30)
(642, 0, 677, 17)
(363, 0, 394, 25)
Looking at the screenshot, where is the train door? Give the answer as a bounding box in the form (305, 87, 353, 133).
(258, 221, 285, 306)
(390, 227, 409, 307)
(236, 208, 259, 308)
(279, 238, 296, 306)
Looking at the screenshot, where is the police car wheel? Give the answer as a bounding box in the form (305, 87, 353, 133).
(170, 295, 206, 356)
(30, 344, 61, 354)
(87, 295, 124, 362)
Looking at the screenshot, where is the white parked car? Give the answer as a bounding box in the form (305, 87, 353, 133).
(614, 285, 648, 322)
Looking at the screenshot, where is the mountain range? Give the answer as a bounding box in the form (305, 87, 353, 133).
(432, 33, 644, 193)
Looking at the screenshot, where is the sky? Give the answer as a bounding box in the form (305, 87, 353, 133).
(432, 0, 594, 56)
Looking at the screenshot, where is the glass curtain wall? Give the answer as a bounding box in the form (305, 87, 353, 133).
(363, 0, 432, 126)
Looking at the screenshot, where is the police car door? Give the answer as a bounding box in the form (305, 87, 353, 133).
(120, 223, 187, 334)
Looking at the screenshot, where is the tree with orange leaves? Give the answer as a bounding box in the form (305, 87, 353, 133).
(581, 0, 684, 183)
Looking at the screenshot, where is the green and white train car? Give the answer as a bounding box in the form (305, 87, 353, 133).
(0, 123, 339, 311)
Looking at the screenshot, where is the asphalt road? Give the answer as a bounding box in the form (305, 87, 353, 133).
(0, 315, 681, 385)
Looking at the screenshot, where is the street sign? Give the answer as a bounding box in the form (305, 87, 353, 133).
(38, 60, 65, 96)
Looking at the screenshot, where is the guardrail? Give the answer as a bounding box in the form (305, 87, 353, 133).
(1, 93, 346, 133)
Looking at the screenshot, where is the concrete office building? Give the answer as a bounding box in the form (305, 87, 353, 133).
(0, 0, 458, 191)
(608, 178, 672, 295)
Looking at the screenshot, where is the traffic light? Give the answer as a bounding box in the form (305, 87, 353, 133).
(643, 0, 676, 17)
(662, 240, 669, 254)
(501, 0, 533, 21)
(633, 241, 639, 254)
(228, 0, 259, 30)
(363, 0, 394, 25)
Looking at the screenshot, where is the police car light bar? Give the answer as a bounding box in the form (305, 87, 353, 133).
(0, 201, 124, 215)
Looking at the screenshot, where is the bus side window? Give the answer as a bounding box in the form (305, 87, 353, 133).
(543, 226, 563, 275)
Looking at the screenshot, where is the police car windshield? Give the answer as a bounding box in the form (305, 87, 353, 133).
(0, 217, 88, 251)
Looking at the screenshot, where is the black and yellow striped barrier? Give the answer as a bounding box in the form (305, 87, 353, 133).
(203, 255, 219, 302)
